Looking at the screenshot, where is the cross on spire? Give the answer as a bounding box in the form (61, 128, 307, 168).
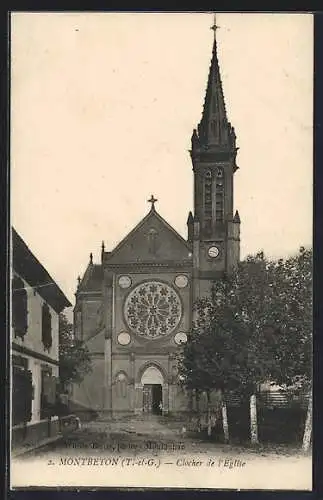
(210, 13, 220, 40)
(147, 194, 158, 210)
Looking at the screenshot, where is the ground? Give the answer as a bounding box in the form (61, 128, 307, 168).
(11, 415, 312, 490)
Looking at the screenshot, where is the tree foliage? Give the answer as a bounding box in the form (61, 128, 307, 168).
(59, 313, 92, 391)
(178, 247, 312, 398)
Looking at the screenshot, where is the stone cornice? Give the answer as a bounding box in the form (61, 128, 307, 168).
(113, 349, 180, 356)
(76, 291, 102, 297)
(12, 342, 59, 366)
(105, 261, 193, 271)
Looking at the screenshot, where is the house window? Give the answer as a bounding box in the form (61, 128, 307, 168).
(12, 354, 28, 370)
(12, 355, 32, 426)
(12, 276, 28, 340)
(12, 364, 33, 426)
(41, 303, 52, 351)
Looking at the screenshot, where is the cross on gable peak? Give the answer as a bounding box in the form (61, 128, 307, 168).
(147, 194, 158, 210)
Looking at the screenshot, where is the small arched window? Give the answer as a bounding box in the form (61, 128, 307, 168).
(116, 372, 128, 398)
(204, 172, 212, 221)
(216, 173, 224, 223)
(147, 228, 159, 255)
(12, 276, 28, 339)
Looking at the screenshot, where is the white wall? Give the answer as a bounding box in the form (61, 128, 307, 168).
(12, 273, 59, 363)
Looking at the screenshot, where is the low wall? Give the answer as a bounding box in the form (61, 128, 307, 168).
(12, 416, 60, 449)
(12, 415, 79, 450)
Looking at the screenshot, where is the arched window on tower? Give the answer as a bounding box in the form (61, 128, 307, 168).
(204, 170, 212, 217)
(204, 170, 213, 236)
(216, 170, 224, 223)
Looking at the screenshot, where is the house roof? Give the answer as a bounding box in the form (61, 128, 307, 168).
(12, 228, 72, 313)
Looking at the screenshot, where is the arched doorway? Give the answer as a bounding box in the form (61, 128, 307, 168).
(140, 365, 164, 415)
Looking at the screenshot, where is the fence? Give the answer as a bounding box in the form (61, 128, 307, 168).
(186, 390, 309, 444)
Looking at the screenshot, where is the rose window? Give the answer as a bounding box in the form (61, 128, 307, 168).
(124, 281, 182, 338)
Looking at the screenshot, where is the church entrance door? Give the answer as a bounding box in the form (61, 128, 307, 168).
(140, 365, 165, 415)
(143, 384, 162, 415)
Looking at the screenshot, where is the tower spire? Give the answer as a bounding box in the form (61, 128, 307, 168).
(190, 14, 239, 243)
(192, 13, 236, 152)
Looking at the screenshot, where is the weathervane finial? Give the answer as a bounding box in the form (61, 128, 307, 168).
(147, 194, 158, 211)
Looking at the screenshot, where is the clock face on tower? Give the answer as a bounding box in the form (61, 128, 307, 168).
(208, 246, 220, 258)
(124, 281, 182, 339)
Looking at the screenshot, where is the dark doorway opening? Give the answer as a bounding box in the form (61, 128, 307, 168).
(143, 384, 162, 415)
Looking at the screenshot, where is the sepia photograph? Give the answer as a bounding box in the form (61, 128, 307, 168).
(10, 12, 313, 490)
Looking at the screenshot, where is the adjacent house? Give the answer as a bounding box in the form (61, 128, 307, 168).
(11, 228, 71, 447)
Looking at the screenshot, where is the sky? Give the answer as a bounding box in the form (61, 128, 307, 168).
(11, 12, 313, 312)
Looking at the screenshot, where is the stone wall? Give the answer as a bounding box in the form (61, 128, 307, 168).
(12, 416, 60, 449)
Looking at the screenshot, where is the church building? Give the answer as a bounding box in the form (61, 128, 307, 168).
(72, 21, 240, 417)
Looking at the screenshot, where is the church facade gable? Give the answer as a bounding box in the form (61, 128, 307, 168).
(105, 209, 192, 266)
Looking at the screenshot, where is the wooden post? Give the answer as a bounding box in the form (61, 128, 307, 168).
(222, 400, 229, 443)
(302, 392, 312, 452)
(250, 394, 259, 444)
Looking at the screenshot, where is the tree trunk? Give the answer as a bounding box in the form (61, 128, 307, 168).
(302, 392, 312, 452)
(206, 390, 212, 437)
(222, 399, 229, 443)
(250, 393, 259, 444)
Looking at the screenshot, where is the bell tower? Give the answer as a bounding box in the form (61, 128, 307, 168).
(188, 15, 240, 296)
